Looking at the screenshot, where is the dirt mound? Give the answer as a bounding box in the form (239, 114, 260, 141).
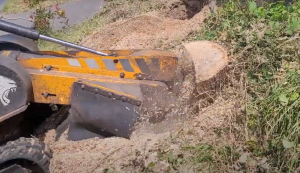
(48, 129, 171, 173)
(81, 6, 211, 50)
(164, 0, 216, 20)
(48, 121, 182, 173)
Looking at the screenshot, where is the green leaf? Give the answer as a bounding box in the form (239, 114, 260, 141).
(290, 93, 299, 101)
(286, 29, 293, 35)
(103, 168, 114, 173)
(167, 152, 175, 163)
(282, 139, 294, 149)
(265, 29, 272, 35)
(279, 94, 289, 106)
(248, 1, 257, 13)
(148, 162, 155, 168)
(274, 22, 280, 30)
(177, 158, 183, 164)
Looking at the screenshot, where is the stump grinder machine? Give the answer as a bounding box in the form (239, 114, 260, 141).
(0, 20, 192, 173)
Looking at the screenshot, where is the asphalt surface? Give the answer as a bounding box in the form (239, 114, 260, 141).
(0, 0, 8, 11)
(0, 0, 105, 36)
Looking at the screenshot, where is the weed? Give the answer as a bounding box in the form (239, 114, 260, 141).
(31, 4, 68, 35)
(31, 6, 54, 35)
(28, 0, 45, 8)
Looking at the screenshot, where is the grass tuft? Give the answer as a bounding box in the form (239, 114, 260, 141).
(37, 13, 107, 51)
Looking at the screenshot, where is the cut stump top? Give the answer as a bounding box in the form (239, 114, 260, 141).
(183, 41, 228, 83)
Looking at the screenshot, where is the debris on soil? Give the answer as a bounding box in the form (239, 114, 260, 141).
(48, 116, 184, 173)
(47, 95, 238, 173)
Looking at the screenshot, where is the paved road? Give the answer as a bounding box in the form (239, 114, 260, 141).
(0, 0, 8, 12)
(0, 0, 105, 36)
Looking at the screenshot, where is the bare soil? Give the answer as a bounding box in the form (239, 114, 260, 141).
(45, 3, 235, 173)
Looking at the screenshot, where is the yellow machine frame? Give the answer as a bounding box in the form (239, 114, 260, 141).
(2, 49, 178, 105)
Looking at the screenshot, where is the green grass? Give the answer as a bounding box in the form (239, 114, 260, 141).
(37, 13, 107, 51)
(2, 0, 74, 14)
(192, 0, 300, 171)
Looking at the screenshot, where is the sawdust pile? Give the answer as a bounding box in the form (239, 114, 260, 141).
(81, 6, 211, 50)
(48, 119, 182, 173)
(47, 96, 238, 173)
(46, 4, 220, 173)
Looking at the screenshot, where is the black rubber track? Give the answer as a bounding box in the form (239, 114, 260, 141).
(0, 137, 52, 173)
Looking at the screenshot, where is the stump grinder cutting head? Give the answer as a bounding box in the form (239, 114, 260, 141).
(0, 20, 193, 141)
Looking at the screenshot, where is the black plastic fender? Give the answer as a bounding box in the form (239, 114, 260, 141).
(0, 34, 39, 52)
(0, 55, 33, 120)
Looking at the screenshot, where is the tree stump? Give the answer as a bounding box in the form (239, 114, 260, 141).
(182, 41, 228, 97)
